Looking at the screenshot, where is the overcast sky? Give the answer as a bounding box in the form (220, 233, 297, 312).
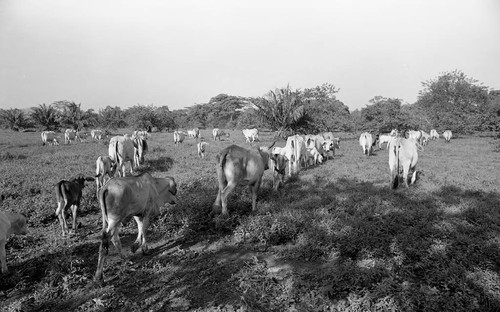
(1, 0, 499, 112)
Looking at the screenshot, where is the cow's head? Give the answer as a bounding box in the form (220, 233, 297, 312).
(71, 174, 96, 187)
(155, 176, 177, 205)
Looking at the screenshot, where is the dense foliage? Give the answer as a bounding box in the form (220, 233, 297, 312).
(1, 70, 498, 136)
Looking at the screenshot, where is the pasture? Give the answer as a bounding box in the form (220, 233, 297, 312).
(1, 129, 500, 311)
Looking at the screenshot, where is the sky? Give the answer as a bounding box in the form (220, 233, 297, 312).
(1, 0, 499, 113)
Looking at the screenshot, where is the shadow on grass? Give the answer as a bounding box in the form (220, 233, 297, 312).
(137, 156, 174, 173)
(2, 176, 500, 311)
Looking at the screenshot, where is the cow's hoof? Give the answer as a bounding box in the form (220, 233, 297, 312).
(141, 246, 149, 255)
(91, 278, 105, 288)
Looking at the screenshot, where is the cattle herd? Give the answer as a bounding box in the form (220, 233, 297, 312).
(0, 126, 453, 284)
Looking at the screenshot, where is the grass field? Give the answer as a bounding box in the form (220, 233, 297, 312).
(1, 129, 500, 311)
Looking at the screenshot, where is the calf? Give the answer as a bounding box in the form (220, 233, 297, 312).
(0, 211, 28, 273)
(95, 156, 115, 195)
(306, 146, 324, 166)
(55, 174, 95, 237)
(174, 131, 186, 145)
(270, 153, 287, 191)
(197, 142, 208, 158)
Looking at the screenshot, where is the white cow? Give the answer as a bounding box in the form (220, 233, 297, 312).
(284, 135, 307, 176)
(359, 132, 375, 155)
(430, 129, 439, 140)
(378, 134, 395, 150)
(388, 138, 420, 189)
(187, 128, 200, 139)
(173, 131, 186, 145)
(41, 131, 59, 146)
(197, 142, 208, 158)
(91, 129, 103, 141)
(65, 129, 78, 144)
(212, 128, 230, 141)
(242, 128, 259, 143)
(109, 135, 135, 177)
(95, 156, 115, 195)
(306, 147, 324, 166)
(443, 130, 452, 143)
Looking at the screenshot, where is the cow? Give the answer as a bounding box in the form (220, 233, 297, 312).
(65, 129, 78, 144)
(173, 131, 186, 145)
(133, 130, 149, 140)
(94, 172, 177, 283)
(421, 131, 431, 146)
(388, 138, 421, 189)
(283, 135, 307, 176)
(270, 153, 287, 191)
(430, 129, 439, 140)
(213, 144, 275, 215)
(378, 134, 395, 150)
(55, 174, 95, 237)
(212, 128, 230, 141)
(187, 128, 200, 139)
(304, 135, 335, 161)
(91, 129, 103, 141)
(407, 130, 423, 144)
(0, 211, 28, 273)
(76, 131, 89, 142)
(109, 135, 135, 177)
(197, 142, 208, 158)
(359, 132, 376, 155)
(41, 131, 59, 146)
(443, 130, 452, 143)
(306, 146, 324, 166)
(242, 128, 259, 143)
(133, 136, 148, 168)
(95, 156, 115, 195)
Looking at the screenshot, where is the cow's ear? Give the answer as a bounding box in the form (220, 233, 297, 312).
(85, 176, 96, 182)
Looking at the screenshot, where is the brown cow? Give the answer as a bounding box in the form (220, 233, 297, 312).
(94, 172, 177, 283)
(213, 144, 275, 215)
(1, 211, 28, 273)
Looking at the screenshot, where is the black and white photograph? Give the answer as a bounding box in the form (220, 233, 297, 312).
(1, 0, 500, 311)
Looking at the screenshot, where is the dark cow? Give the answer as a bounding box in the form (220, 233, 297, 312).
(55, 174, 95, 237)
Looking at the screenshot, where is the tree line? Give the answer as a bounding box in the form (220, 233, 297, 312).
(1, 70, 499, 135)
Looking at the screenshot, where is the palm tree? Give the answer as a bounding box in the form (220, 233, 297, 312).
(30, 103, 60, 130)
(0, 108, 30, 131)
(253, 85, 307, 138)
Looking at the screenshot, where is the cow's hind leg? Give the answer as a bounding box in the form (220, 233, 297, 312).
(56, 200, 70, 237)
(249, 179, 262, 212)
(220, 181, 237, 215)
(70, 204, 78, 234)
(132, 216, 150, 254)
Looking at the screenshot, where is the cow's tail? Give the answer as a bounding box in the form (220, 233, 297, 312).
(99, 188, 109, 254)
(391, 142, 400, 189)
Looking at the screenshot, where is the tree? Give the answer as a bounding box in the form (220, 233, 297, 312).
(358, 97, 408, 133)
(54, 101, 97, 130)
(126, 104, 158, 130)
(416, 70, 489, 134)
(98, 106, 127, 129)
(253, 85, 308, 138)
(30, 104, 60, 130)
(0, 108, 31, 131)
(155, 106, 176, 131)
(302, 83, 352, 132)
